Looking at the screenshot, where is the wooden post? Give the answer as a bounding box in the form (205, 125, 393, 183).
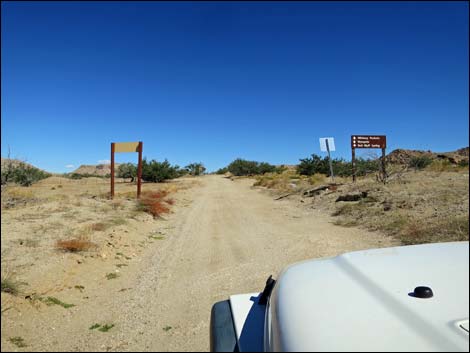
(352, 147, 356, 183)
(381, 147, 386, 184)
(111, 142, 115, 199)
(137, 141, 143, 198)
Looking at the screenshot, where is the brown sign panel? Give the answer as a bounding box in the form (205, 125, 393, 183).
(114, 142, 140, 153)
(351, 135, 386, 149)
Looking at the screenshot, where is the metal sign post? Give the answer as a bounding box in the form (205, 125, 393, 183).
(351, 135, 386, 183)
(325, 139, 335, 182)
(319, 137, 335, 182)
(110, 141, 143, 199)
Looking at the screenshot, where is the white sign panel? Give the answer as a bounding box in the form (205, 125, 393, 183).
(319, 137, 335, 152)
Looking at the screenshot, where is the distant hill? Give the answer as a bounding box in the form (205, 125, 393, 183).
(71, 163, 120, 176)
(1, 158, 48, 172)
(386, 147, 469, 165)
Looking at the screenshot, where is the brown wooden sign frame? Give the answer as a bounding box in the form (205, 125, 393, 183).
(351, 135, 386, 183)
(110, 141, 143, 198)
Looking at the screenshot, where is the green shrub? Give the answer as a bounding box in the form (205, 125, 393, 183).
(226, 159, 277, 176)
(408, 156, 433, 170)
(117, 163, 137, 182)
(297, 153, 380, 177)
(258, 162, 277, 174)
(65, 173, 108, 179)
(215, 167, 228, 175)
(1, 162, 50, 186)
(297, 154, 330, 176)
(141, 158, 181, 182)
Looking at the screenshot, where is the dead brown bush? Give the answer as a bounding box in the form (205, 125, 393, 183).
(55, 238, 96, 252)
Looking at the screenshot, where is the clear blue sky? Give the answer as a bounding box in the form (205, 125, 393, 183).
(2, 1, 468, 173)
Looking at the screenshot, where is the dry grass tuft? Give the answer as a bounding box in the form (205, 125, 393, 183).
(56, 237, 96, 252)
(90, 223, 106, 231)
(137, 190, 172, 218)
(111, 200, 124, 210)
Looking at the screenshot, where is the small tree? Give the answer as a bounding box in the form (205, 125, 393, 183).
(117, 163, 137, 182)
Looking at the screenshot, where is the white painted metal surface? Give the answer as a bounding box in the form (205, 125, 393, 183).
(319, 137, 336, 152)
(268, 241, 469, 351)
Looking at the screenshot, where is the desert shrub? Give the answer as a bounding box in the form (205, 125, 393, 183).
(352, 157, 381, 177)
(297, 154, 330, 176)
(185, 163, 206, 176)
(408, 156, 433, 170)
(215, 167, 228, 175)
(308, 173, 327, 185)
(1, 162, 50, 186)
(274, 165, 288, 174)
(458, 160, 469, 168)
(227, 159, 259, 176)
(137, 190, 172, 218)
(1, 277, 21, 295)
(226, 159, 277, 176)
(298, 154, 379, 177)
(66, 173, 108, 179)
(258, 162, 277, 174)
(426, 159, 456, 172)
(117, 163, 137, 182)
(141, 158, 182, 182)
(56, 238, 96, 252)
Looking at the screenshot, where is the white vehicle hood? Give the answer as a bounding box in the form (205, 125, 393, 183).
(267, 241, 469, 351)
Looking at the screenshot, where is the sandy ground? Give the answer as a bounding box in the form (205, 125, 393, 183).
(1, 175, 399, 351)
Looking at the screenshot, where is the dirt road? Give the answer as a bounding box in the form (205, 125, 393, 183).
(2, 175, 398, 351)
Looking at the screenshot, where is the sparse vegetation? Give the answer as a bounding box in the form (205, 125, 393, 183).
(90, 222, 106, 231)
(56, 238, 96, 252)
(89, 323, 115, 332)
(408, 155, 433, 170)
(106, 272, 119, 280)
(9, 336, 27, 348)
(215, 167, 228, 174)
(297, 153, 380, 177)
(137, 190, 172, 218)
(330, 171, 469, 245)
(1, 160, 51, 186)
(1, 277, 21, 295)
(163, 325, 172, 331)
(39, 296, 75, 308)
(426, 159, 456, 172)
(98, 324, 115, 332)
